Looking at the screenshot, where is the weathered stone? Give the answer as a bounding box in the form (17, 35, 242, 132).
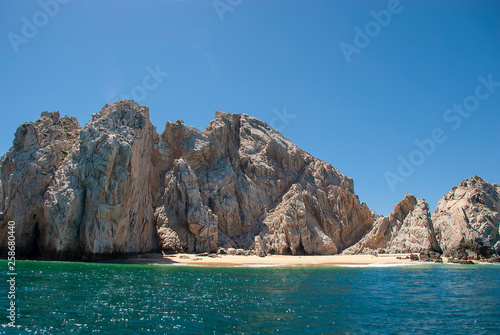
(253, 236, 266, 257)
(43, 101, 160, 258)
(2, 101, 497, 261)
(217, 248, 228, 255)
(419, 252, 431, 262)
(487, 255, 500, 263)
(459, 260, 475, 265)
(154, 110, 375, 255)
(410, 254, 419, 261)
(343, 194, 441, 255)
(0, 101, 161, 259)
(157, 226, 183, 254)
(0, 111, 81, 257)
(2, 103, 374, 258)
(155, 158, 218, 253)
(429, 251, 441, 259)
(433, 175, 500, 259)
(236, 248, 245, 255)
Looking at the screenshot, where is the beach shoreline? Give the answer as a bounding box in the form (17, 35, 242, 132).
(125, 253, 420, 267)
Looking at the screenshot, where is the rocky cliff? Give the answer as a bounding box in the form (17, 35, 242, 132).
(154, 110, 375, 254)
(1, 101, 498, 260)
(0, 111, 81, 257)
(343, 194, 441, 255)
(344, 176, 500, 261)
(433, 175, 500, 259)
(0, 100, 375, 259)
(43, 102, 160, 258)
(1, 102, 160, 259)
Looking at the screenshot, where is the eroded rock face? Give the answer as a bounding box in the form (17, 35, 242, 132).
(43, 101, 160, 258)
(155, 158, 218, 253)
(344, 194, 441, 255)
(6, 101, 496, 260)
(0, 101, 161, 259)
(155, 111, 375, 254)
(0, 112, 81, 256)
(0, 102, 376, 258)
(433, 175, 500, 259)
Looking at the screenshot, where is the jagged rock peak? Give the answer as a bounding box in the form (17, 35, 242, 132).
(344, 193, 440, 255)
(92, 99, 150, 122)
(433, 175, 500, 258)
(13, 111, 81, 151)
(154, 105, 374, 254)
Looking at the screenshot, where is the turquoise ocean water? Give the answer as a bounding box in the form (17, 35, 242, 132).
(0, 260, 499, 334)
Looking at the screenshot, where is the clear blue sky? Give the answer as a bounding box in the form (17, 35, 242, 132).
(1, 0, 499, 215)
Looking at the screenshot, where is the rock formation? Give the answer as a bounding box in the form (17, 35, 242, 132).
(0, 101, 375, 259)
(0, 101, 498, 261)
(433, 175, 500, 259)
(154, 110, 375, 254)
(343, 194, 441, 255)
(42, 101, 160, 258)
(0, 111, 81, 257)
(0, 102, 161, 258)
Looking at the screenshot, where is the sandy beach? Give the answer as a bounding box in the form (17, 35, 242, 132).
(127, 253, 416, 267)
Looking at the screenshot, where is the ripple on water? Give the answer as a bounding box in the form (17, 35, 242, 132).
(1, 260, 499, 334)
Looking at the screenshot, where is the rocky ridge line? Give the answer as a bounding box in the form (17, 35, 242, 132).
(0, 101, 374, 259)
(0, 101, 498, 262)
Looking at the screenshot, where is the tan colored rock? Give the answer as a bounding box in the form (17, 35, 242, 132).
(0, 112, 81, 256)
(1, 101, 376, 258)
(5, 102, 497, 261)
(42, 100, 160, 258)
(156, 111, 375, 254)
(344, 194, 440, 255)
(433, 175, 500, 258)
(157, 226, 183, 254)
(155, 158, 218, 253)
